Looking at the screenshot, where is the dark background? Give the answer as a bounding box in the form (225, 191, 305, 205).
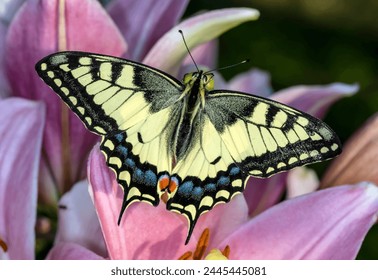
(184, 0, 378, 260)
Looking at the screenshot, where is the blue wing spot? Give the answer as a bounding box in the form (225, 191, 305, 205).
(115, 133, 124, 143)
(170, 176, 179, 186)
(230, 166, 240, 176)
(191, 187, 204, 201)
(116, 146, 128, 156)
(133, 169, 144, 184)
(125, 158, 136, 169)
(144, 170, 157, 186)
(204, 183, 216, 192)
(177, 181, 194, 198)
(217, 176, 230, 187)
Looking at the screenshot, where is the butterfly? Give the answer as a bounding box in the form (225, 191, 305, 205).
(35, 51, 341, 244)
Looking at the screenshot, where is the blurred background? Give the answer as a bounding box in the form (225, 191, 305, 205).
(183, 0, 378, 259)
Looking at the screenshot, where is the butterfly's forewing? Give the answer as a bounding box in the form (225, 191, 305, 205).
(35, 52, 183, 215)
(168, 90, 341, 243)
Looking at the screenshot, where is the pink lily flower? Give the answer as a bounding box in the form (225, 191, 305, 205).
(47, 146, 378, 259)
(0, 0, 368, 260)
(0, 98, 45, 259)
(320, 112, 378, 188)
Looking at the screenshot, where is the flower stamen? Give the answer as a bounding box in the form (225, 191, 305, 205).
(0, 238, 8, 253)
(193, 228, 210, 260)
(178, 228, 230, 260)
(222, 245, 230, 258)
(178, 251, 192, 260)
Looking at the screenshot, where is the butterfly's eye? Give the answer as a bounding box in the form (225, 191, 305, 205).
(203, 73, 214, 91)
(183, 73, 195, 85)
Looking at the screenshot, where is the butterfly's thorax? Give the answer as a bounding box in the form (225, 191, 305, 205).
(173, 71, 210, 160)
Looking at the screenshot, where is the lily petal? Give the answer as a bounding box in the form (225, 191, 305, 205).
(195, 194, 249, 249)
(88, 145, 191, 260)
(0, 98, 45, 259)
(223, 182, 378, 259)
(244, 174, 288, 217)
(287, 167, 319, 198)
(321, 113, 378, 188)
(108, 0, 188, 61)
(144, 8, 260, 75)
(47, 242, 103, 260)
(5, 0, 127, 197)
(273, 83, 359, 118)
(0, 0, 25, 24)
(0, 22, 9, 98)
(182, 40, 219, 71)
(228, 68, 273, 97)
(54, 180, 107, 258)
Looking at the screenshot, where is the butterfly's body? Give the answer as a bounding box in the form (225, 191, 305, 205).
(36, 51, 341, 244)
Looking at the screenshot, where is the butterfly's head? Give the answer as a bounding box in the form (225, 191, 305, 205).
(182, 71, 215, 91)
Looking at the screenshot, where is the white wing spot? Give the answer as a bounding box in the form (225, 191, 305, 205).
(126, 187, 142, 201)
(299, 153, 309, 160)
(310, 150, 320, 157)
(69, 96, 77, 105)
(85, 117, 92, 125)
(321, 147, 329, 153)
(231, 179, 242, 188)
(266, 167, 275, 174)
(59, 63, 70, 72)
(331, 143, 339, 151)
(40, 63, 47, 71)
(215, 190, 230, 200)
(47, 71, 54, 78)
(54, 78, 62, 87)
(184, 205, 197, 220)
(61, 87, 69, 95)
(119, 171, 131, 184)
(77, 107, 85, 115)
(311, 132, 322, 141)
(250, 170, 263, 176)
(109, 157, 122, 168)
(199, 196, 214, 209)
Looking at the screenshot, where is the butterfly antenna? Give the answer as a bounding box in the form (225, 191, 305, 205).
(179, 30, 200, 72)
(204, 59, 250, 74)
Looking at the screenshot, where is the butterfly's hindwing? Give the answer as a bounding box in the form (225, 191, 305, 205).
(167, 113, 249, 243)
